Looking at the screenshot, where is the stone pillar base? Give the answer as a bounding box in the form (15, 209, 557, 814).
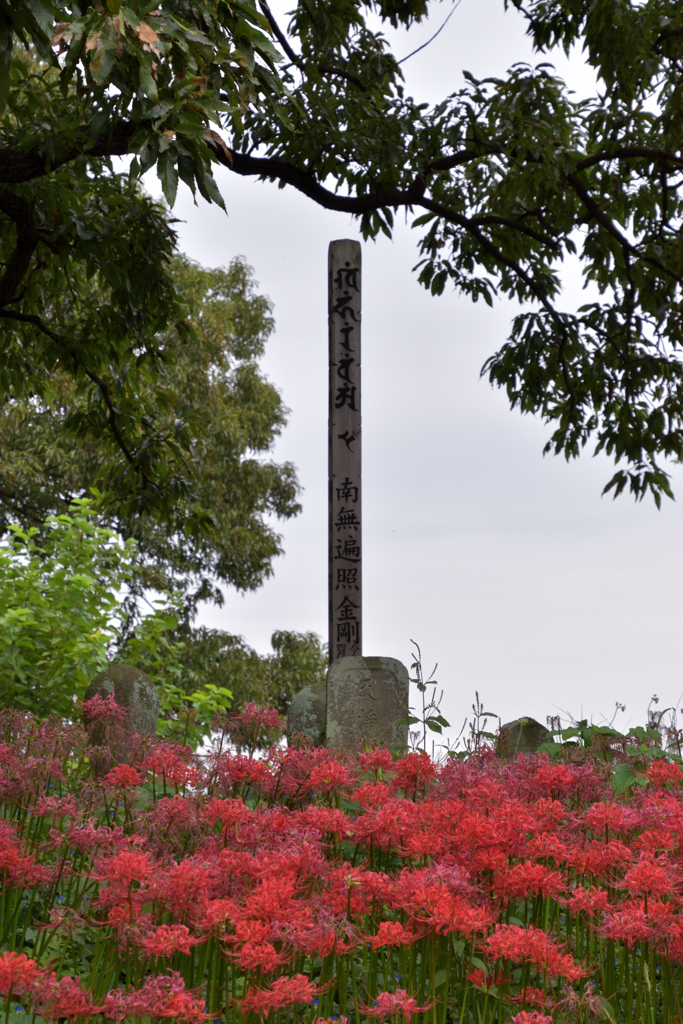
(326, 656, 409, 752)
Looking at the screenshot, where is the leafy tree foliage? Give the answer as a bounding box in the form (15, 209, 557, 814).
(0, 499, 326, 740)
(0, 502, 175, 719)
(3, 0, 683, 503)
(0, 253, 300, 611)
(0, 243, 323, 723)
(144, 627, 328, 727)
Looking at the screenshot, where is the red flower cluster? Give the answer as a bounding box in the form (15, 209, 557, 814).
(3, 706, 683, 1024)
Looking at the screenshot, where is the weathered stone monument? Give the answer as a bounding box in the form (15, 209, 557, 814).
(498, 716, 551, 756)
(84, 663, 159, 754)
(287, 680, 326, 745)
(287, 240, 410, 750)
(329, 238, 363, 663)
(325, 240, 409, 751)
(326, 656, 409, 750)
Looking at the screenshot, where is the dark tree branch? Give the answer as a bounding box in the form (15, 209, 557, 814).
(258, 0, 300, 66)
(257, 1, 368, 90)
(219, 147, 419, 212)
(0, 190, 39, 307)
(576, 147, 683, 172)
(567, 170, 682, 284)
(0, 308, 140, 472)
(425, 146, 503, 173)
(0, 120, 135, 184)
(315, 62, 369, 91)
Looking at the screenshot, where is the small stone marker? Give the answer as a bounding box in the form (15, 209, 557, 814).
(84, 663, 159, 739)
(287, 681, 326, 745)
(499, 716, 551, 756)
(329, 239, 362, 663)
(326, 656, 409, 752)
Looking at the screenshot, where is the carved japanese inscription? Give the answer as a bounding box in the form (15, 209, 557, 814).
(329, 240, 362, 663)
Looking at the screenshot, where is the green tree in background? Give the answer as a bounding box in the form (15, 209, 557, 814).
(0, 253, 300, 612)
(150, 628, 327, 730)
(3, 1, 683, 503)
(0, 500, 327, 740)
(0, 502, 175, 720)
(0, 251, 329, 721)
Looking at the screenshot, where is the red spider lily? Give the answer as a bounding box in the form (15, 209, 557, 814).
(623, 853, 674, 899)
(494, 861, 566, 900)
(647, 761, 683, 788)
(103, 972, 210, 1022)
(583, 801, 635, 835)
(391, 752, 437, 794)
(97, 849, 155, 888)
(422, 889, 495, 937)
(140, 924, 200, 957)
(355, 782, 392, 808)
(240, 973, 321, 1015)
(567, 839, 633, 875)
(528, 762, 582, 797)
(600, 906, 655, 947)
(510, 1013, 554, 1024)
(32, 973, 99, 1021)
(155, 859, 213, 919)
(309, 761, 353, 792)
(294, 805, 351, 836)
(511, 987, 555, 1007)
(0, 835, 46, 885)
(563, 886, 611, 918)
(0, 951, 44, 998)
(34, 795, 80, 817)
(83, 694, 128, 724)
(204, 796, 250, 828)
(634, 827, 675, 852)
(525, 832, 569, 862)
(358, 748, 395, 774)
(103, 764, 143, 788)
(233, 941, 289, 972)
(233, 703, 281, 730)
(368, 920, 418, 950)
(485, 925, 586, 981)
(64, 820, 126, 851)
(467, 968, 506, 992)
(141, 745, 201, 790)
(357, 990, 436, 1022)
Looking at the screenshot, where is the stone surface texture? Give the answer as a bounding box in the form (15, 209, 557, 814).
(326, 656, 408, 751)
(287, 682, 327, 744)
(499, 717, 551, 756)
(329, 240, 362, 663)
(84, 663, 159, 737)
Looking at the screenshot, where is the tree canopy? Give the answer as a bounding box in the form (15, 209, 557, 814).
(0, 253, 300, 611)
(2, 0, 683, 502)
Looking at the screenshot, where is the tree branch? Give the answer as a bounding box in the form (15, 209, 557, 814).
(0, 191, 39, 307)
(0, 308, 140, 472)
(0, 120, 135, 184)
(566, 170, 682, 284)
(576, 147, 683, 173)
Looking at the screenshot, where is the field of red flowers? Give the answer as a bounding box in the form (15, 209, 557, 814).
(1, 701, 683, 1024)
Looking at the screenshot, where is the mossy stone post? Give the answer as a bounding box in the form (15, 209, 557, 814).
(326, 656, 409, 753)
(498, 717, 551, 757)
(84, 663, 159, 766)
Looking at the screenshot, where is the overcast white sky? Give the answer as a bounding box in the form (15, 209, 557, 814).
(147, 0, 683, 741)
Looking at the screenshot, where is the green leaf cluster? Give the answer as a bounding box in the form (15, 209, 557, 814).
(0, 499, 175, 719)
(0, 253, 300, 612)
(5, 0, 683, 500)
